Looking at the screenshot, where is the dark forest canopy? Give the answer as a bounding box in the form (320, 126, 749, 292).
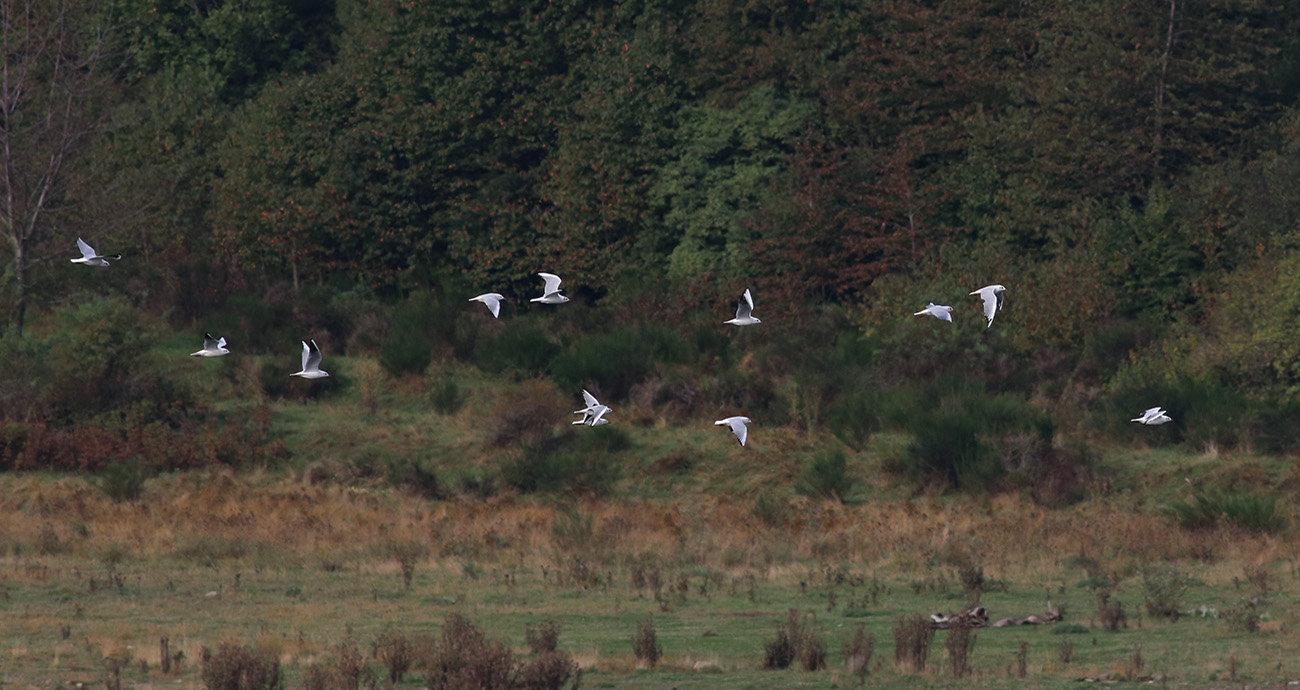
(4, 0, 1298, 307)
(6, 0, 1300, 463)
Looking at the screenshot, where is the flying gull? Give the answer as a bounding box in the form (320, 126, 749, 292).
(530, 273, 570, 304)
(70, 237, 121, 267)
(969, 285, 1007, 327)
(290, 339, 330, 379)
(714, 416, 752, 446)
(469, 292, 505, 318)
(723, 289, 761, 326)
(914, 302, 954, 322)
(190, 333, 230, 357)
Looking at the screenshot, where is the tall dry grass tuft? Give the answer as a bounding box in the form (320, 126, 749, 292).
(892, 614, 933, 674)
(200, 642, 282, 690)
(1097, 591, 1127, 630)
(843, 623, 874, 684)
(760, 610, 827, 671)
(526, 619, 561, 655)
(423, 613, 514, 690)
(632, 617, 662, 669)
(944, 616, 976, 677)
(375, 630, 412, 684)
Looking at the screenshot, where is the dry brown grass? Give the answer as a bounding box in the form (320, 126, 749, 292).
(1, 472, 1297, 581)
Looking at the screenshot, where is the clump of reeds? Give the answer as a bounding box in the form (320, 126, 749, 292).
(892, 614, 933, 674)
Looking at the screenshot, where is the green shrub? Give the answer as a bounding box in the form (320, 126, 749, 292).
(430, 377, 465, 415)
(500, 427, 628, 496)
(42, 295, 167, 422)
(551, 325, 689, 400)
(98, 458, 149, 502)
(797, 448, 854, 501)
(385, 458, 443, 499)
(1141, 565, 1188, 620)
(701, 368, 782, 418)
(1166, 489, 1288, 534)
(379, 306, 432, 376)
(752, 491, 789, 528)
(825, 390, 880, 450)
(475, 326, 560, 377)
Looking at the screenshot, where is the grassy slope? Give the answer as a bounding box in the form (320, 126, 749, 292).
(2, 353, 1299, 688)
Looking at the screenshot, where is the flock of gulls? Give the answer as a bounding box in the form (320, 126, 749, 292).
(73, 239, 1172, 444)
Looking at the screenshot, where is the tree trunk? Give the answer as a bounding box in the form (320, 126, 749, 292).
(1152, 0, 1178, 178)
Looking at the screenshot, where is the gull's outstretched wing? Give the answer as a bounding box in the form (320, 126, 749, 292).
(538, 273, 563, 295)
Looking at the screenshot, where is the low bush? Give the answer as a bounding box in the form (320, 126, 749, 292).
(842, 624, 874, 683)
(200, 642, 281, 690)
(1223, 600, 1262, 632)
(1167, 489, 1288, 534)
(1097, 591, 1127, 630)
(892, 614, 934, 673)
(501, 427, 627, 496)
(825, 390, 880, 450)
(632, 617, 662, 668)
(550, 325, 689, 401)
(526, 619, 561, 655)
(518, 650, 580, 690)
(430, 377, 465, 415)
(944, 617, 976, 677)
(763, 609, 825, 671)
(797, 448, 853, 501)
(380, 320, 432, 377)
(476, 326, 561, 377)
(376, 631, 412, 684)
(423, 614, 514, 690)
(98, 458, 149, 502)
(1141, 565, 1188, 620)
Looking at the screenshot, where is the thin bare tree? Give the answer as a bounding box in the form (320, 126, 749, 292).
(1, 0, 121, 335)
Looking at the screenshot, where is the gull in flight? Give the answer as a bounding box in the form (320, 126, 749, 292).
(1131, 406, 1171, 425)
(190, 333, 230, 357)
(469, 292, 505, 318)
(714, 416, 752, 446)
(969, 285, 1007, 327)
(290, 339, 330, 379)
(530, 273, 570, 304)
(723, 289, 761, 326)
(573, 389, 611, 426)
(70, 237, 121, 267)
(914, 302, 954, 322)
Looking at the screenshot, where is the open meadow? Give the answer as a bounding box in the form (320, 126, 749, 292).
(3, 367, 1300, 689)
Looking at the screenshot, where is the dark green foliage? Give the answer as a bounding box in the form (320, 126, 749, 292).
(98, 458, 149, 503)
(797, 448, 853, 501)
(825, 390, 880, 450)
(476, 327, 561, 378)
(379, 298, 433, 376)
(429, 377, 465, 415)
(1167, 489, 1288, 534)
(41, 295, 170, 423)
(385, 459, 442, 500)
(550, 325, 689, 401)
(752, 491, 789, 529)
(500, 427, 628, 496)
